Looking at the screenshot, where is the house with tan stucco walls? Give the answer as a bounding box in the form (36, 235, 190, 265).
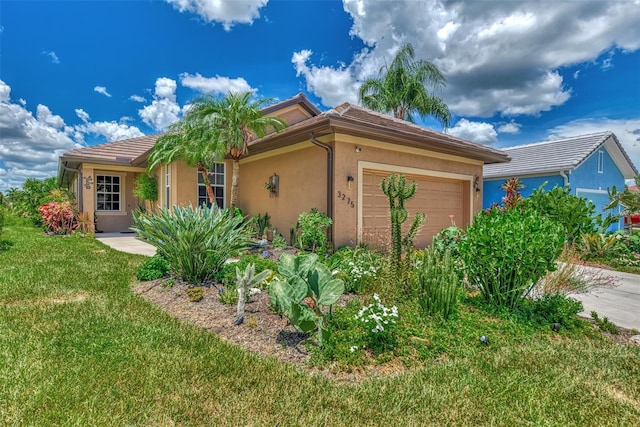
(58, 93, 509, 248)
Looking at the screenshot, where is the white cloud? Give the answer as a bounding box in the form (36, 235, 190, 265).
(138, 77, 181, 130)
(0, 80, 77, 192)
(42, 50, 60, 64)
(165, 0, 269, 31)
(291, 49, 368, 107)
(293, 0, 640, 117)
(94, 86, 112, 97)
(497, 122, 521, 134)
(75, 120, 144, 142)
(129, 95, 147, 103)
(180, 72, 255, 95)
(547, 118, 640, 172)
(447, 119, 498, 145)
(75, 108, 90, 123)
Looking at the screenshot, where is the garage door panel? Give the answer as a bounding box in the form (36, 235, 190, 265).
(361, 170, 467, 247)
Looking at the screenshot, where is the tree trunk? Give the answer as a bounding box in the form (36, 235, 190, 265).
(197, 164, 215, 205)
(230, 159, 240, 211)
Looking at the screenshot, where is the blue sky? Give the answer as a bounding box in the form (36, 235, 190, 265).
(1, 0, 639, 192)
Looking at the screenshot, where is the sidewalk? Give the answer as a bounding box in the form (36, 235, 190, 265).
(95, 233, 156, 257)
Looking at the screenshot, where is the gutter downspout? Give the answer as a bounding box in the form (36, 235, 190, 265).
(61, 162, 83, 212)
(560, 170, 569, 187)
(309, 132, 333, 246)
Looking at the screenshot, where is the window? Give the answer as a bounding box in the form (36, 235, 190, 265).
(197, 163, 225, 208)
(96, 175, 121, 211)
(598, 150, 604, 174)
(164, 165, 171, 208)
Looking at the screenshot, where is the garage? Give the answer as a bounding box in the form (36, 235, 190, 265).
(360, 168, 471, 247)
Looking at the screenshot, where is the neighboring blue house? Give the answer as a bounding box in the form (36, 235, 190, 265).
(483, 132, 638, 231)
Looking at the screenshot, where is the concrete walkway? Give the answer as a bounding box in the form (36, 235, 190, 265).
(95, 233, 156, 257)
(569, 266, 640, 331)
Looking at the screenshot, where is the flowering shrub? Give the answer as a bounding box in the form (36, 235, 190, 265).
(38, 201, 78, 235)
(355, 294, 399, 352)
(327, 246, 380, 293)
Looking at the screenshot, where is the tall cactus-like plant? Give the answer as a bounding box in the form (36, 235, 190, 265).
(235, 263, 272, 323)
(381, 173, 426, 275)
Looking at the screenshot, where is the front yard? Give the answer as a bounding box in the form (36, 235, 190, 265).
(1, 225, 639, 425)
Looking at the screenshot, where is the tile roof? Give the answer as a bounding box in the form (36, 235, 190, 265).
(61, 133, 161, 166)
(483, 131, 637, 178)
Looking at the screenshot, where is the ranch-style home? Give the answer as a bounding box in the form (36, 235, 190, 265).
(58, 93, 509, 247)
(483, 132, 638, 231)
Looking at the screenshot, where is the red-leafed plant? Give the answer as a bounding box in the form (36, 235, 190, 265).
(38, 201, 79, 235)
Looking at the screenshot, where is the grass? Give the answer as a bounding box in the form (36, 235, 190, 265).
(1, 225, 639, 425)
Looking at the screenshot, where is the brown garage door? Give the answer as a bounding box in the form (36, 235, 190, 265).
(361, 169, 468, 247)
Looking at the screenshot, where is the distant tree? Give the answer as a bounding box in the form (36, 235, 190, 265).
(606, 175, 640, 231)
(358, 43, 451, 128)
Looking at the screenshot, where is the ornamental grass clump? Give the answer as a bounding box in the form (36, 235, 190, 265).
(132, 205, 251, 284)
(460, 206, 564, 309)
(414, 248, 461, 320)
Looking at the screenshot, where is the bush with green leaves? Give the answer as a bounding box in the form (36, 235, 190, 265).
(268, 253, 344, 346)
(624, 233, 640, 254)
(327, 246, 381, 294)
(578, 233, 621, 259)
(527, 184, 607, 244)
(528, 294, 584, 329)
(215, 254, 277, 287)
(271, 233, 287, 249)
(431, 226, 466, 259)
(133, 173, 159, 203)
(136, 256, 170, 281)
(296, 208, 332, 253)
(460, 206, 564, 309)
(413, 248, 461, 320)
(132, 205, 251, 283)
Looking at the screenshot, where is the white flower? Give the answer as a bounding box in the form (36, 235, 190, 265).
(350, 346, 358, 353)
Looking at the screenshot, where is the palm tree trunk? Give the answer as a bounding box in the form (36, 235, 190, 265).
(197, 164, 215, 205)
(230, 159, 240, 211)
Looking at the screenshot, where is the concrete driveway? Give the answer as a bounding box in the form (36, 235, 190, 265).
(95, 233, 156, 257)
(570, 266, 640, 331)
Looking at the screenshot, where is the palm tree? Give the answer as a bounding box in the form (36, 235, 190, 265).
(148, 115, 221, 205)
(187, 92, 287, 211)
(358, 43, 451, 128)
(148, 92, 287, 210)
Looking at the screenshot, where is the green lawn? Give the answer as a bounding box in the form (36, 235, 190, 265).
(1, 226, 639, 426)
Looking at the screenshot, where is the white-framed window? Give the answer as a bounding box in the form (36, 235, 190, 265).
(96, 175, 121, 211)
(197, 163, 225, 208)
(164, 165, 171, 208)
(598, 150, 604, 174)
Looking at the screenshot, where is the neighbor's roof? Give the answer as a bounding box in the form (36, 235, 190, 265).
(61, 134, 160, 167)
(483, 131, 638, 179)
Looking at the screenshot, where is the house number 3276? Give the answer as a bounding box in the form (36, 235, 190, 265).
(336, 191, 355, 208)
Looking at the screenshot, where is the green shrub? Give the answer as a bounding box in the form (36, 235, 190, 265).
(0, 207, 4, 236)
(215, 255, 277, 287)
(527, 184, 604, 244)
(578, 233, 620, 259)
(327, 246, 380, 294)
(268, 253, 344, 346)
(133, 173, 159, 203)
(529, 294, 584, 329)
(625, 233, 640, 254)
(431, 226, 466, 258)
(132, 205, 251, 284)
(136, 256, 170, 281)
(296, 208, 332, 253)
(413, 248, 461, 320)
(460, 206, 564, 309)
(271, 233, 287, 249)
